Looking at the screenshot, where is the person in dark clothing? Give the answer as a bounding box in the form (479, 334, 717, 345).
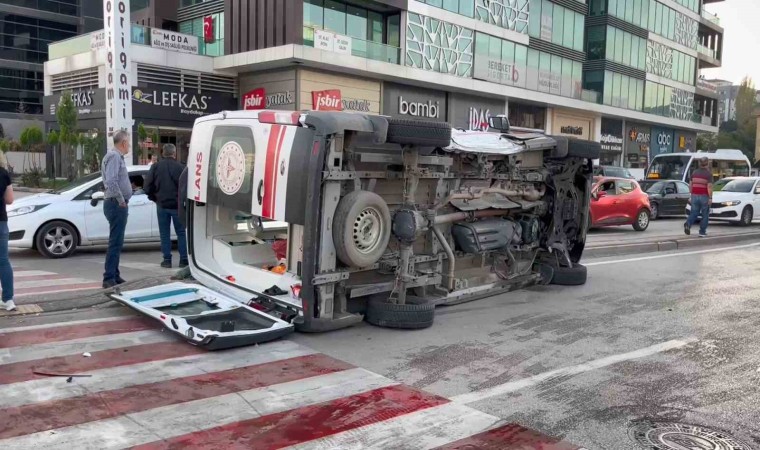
(684, 156, 713, 237)
(0, 152, 15, 311)
(145, 144, 188, 268)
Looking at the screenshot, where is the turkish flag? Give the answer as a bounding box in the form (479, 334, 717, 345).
(203, 16, 214, 43)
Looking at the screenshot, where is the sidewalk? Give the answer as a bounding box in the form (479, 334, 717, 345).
(585, 218, 760, 258)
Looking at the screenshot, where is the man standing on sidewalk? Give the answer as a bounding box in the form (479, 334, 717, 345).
(145, 144, 188, 268)
(102, 130, 132, 288)
(684, 156, 713, 237)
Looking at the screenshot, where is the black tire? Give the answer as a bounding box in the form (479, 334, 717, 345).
(366, 300, 435, 329)
(36, 221, 78, 259)
(386, 118, 451, 147)
(551, 263, 587, 286)
(333, 190, 391, 268)
(548, 136, 601, 159)
(650, 202, 659, 220)
(632, 209, 650, 231)
(740, 206, 753, 226)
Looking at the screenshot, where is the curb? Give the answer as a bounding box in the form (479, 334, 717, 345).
(585, 231, 760, 258)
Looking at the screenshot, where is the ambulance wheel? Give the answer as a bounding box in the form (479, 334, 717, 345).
(333, 190, 391, 268)
(366, 299, 435, 329)
(386, 118, 452, 147)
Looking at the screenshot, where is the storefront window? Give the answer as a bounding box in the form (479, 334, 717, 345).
(509, 103, 546, 130)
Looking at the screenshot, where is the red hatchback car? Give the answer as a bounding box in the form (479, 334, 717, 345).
(590, 177, 652, 231)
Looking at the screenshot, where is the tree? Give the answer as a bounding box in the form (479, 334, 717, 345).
(56, 90, 79, 180)
(19, 125, 43, 172)
(80, 131, 105, 174)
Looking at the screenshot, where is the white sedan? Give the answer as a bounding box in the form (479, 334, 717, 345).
(685, 176, 760, 226)
(8, 165, 169, 258)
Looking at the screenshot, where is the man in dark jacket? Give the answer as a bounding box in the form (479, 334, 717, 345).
(145, 144, 188, 268)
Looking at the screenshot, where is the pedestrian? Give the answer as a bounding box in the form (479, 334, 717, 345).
(144, 143, 188, 269)
(0, 152, 15, 311)
(684, 156, 713, 238)
(102, 130, 132, 289)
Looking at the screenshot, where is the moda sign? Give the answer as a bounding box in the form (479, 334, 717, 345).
(150, 28, 199, 54)
(311, 89, 371, 112)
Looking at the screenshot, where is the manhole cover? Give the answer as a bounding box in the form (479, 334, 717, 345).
(630, 420, 753, 450)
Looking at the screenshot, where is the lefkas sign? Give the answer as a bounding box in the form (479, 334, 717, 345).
(103, 0, 133, 164)
(133, 89, 211, 115)
(399, 96, 440, 118)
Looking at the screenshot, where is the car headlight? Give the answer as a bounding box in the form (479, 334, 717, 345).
(8, 204, 49, 217)
(722, 201, 741, 207)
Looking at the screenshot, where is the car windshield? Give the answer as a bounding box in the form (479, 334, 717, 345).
(51, 172, 102, 194)
(647, 155, 691, 180)
(645, 181, 668, 194)
(713, 178, 754, 193)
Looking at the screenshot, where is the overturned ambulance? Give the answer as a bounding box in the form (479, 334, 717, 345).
(116, 110, 600, 347)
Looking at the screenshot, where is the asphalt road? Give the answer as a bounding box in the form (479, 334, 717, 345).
(290, 243, 760, 448)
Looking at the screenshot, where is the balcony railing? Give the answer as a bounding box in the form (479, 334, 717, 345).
(303, 26, 399, 65)
(697, 44, 716, 59)
(692, 114, 715, 126)
(701, 9, 721, 26)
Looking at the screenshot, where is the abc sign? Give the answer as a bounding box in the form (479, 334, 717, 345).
(657, 132, 672, 146)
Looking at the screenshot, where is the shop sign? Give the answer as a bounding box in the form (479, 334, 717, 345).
(103, 0, 133, 162)
(560, 125, 583, 136)
(627, 153, 639, 163)
(44, 89, 106, 120)
(540, 14, 553, 41)
(447, 92, 505, 130)
(675, 130, 696, 151)
(242, 88, 294, 110)
(628, 127, 650, 144)
(697, 78, 718, 94)
(314, 29, 352, 55)
(150, 28, 199, 54)
(538, 71, 561, 96)
(554, 114, 591, 140)
(468, 107, 491, 131)
(651, 127, 674, 156)
(311, 89, 371, 112)
(601, 118, 624, 153)
(132, 86, 236, 120)
(383, 83, 446, 122)
(90, 31, 105, 51)
(472, 57, 525, 88)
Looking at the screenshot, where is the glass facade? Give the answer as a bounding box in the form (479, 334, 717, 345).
(303, 0, 401, 63)
(528, 0, 584, 51)
(179, 12, 225, 56)
(0, 9, 78, 113)
(596, 0, 698, 49)
(417, 0, 475, 17)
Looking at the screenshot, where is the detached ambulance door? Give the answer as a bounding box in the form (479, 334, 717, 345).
(250, 123, 312, 226)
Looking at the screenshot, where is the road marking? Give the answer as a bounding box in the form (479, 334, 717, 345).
(585, 242, 760, 266)
(14, 282, 104, 297)
(0, 340, 315, 409)
(0, 315, 131, 332)
(450, 337, 698, 405)
(0, 329, 175, 365)
(287, 402, 500, 450)
(82, 258, 175, 272)
(0, 317, 153, 349)
(14, 278, 100, 289)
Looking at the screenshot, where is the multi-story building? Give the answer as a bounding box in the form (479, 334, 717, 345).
(707, 79, 760, 126)
(43, 0, 725, 172)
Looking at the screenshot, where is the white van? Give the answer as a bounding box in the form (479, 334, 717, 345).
(646, 150, 751, 183)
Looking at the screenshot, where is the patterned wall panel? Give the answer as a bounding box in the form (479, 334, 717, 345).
(406, 13, 474, 77)
(670, 88, 694, 121)
(475, 0, 530, 33)
(646, 40, 673, 79)
(674, 12, 698, 50)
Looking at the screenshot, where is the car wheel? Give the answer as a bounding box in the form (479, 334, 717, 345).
(36, 221, 78, 258)
(365, 298, 435, 329)
(385, 118, 452, 147)
(650, 202, 659, 220)
(740, 206, 753, 226)
(333, 190, 391, 268)
(632, 209, 650, 231)
(551, 263, 587, 286)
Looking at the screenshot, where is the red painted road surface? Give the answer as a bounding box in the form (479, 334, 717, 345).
(0, 315, 584, 449)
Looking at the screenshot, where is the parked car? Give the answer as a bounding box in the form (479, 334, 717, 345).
(590, 177, 651, 231)
(594, 165, 635, 179)
(8, 166, 169, 258)
(645, 180, 690, 219)
(685, 176, 760, 226)
(125, 111, 600, 336)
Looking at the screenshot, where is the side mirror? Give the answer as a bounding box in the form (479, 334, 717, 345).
(90, 191, 104, 207)
(488, 115, 510, 132)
